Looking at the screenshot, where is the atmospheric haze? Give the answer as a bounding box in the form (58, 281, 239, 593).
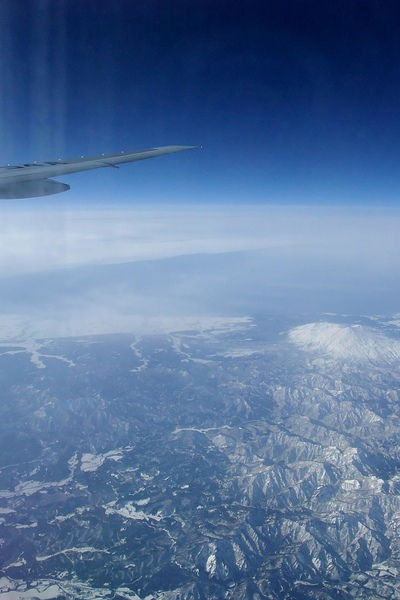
(0, 203, 400, 341)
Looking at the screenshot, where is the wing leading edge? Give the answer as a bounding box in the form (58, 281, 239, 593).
(0, 145, 199, 199)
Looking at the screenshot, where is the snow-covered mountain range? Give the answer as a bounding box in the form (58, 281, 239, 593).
(288, 321, 400, 362)
(2, 315, 400, 599)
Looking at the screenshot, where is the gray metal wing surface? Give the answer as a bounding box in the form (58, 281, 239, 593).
(0, 145, 198, 199)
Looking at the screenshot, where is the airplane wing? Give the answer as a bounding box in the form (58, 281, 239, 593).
(0, 145, 199, 199)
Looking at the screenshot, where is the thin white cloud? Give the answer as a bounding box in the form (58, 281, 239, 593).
(0, 204, 291, 275)
(0, 203, 399, 339)
(0, 203, 399, 276)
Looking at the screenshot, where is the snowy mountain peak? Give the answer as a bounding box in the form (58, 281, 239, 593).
(288, 321, 400, 362)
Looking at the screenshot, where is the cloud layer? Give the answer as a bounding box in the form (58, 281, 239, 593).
(0, 203, 399, 339)
(0, 203, 399, 274)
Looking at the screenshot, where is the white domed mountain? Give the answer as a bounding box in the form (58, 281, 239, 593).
(288, 321, 400, 362)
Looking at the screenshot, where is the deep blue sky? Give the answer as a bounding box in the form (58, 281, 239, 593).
(2, 0, 400, 203)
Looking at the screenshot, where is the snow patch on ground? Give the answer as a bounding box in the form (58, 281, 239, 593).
(104, 501, 162, 522)
(220, 348, 259, 358)
(0, 341, 76, 370)
(80, 450, 123, 472)
(0, 314, 252, 344)
(206, 554, 217, 575)
(341, 479, 361, 491)
(0, 578, 62, 599)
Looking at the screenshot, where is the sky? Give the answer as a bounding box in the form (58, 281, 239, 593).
(2, 0, 400, 204)
(1, 1, 400, 336)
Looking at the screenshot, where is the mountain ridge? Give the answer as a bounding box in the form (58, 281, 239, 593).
(288, 321, 400, 362)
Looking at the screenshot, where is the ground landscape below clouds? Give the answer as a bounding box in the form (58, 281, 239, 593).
(1, 313, 400, 599)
